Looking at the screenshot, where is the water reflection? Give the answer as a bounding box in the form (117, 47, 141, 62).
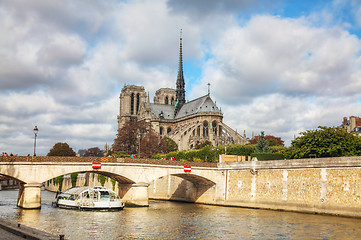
(1, 189, 361, 239)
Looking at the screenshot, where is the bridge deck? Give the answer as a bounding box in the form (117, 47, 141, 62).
(0, 156, 217, 168)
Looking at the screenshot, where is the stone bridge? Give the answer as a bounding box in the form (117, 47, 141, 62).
(0, 156, 223, 209)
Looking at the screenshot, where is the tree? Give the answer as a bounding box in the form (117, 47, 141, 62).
(140, 130, 168, 158)
(47, 142, 76, 156)
(195, 140, 212, 149)
(162, 137, 178, 152)
(113, 120, 168, 157)
(113, 120, 148, 154)
(264, 135, 284, 146)
(284, 126, 361, 159)
(84, 147, 103, 157)
(254, 131, 271, 153)
(249, 135, 284, 146)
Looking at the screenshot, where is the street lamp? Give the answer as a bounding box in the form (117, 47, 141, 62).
(33, 126, 38, 156)
(138, 132, 142, 158)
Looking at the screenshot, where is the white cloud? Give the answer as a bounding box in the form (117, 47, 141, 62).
(1, 0, 361, 155)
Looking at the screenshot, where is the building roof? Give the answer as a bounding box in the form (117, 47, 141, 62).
(150, 94, 221, 120)
(150, 104, 175, 119)
(175, 94, 221, 119)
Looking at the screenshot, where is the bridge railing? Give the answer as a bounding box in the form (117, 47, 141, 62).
(0, 156, 217, 167)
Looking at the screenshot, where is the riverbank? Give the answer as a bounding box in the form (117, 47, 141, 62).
(0, 218, 60, 240)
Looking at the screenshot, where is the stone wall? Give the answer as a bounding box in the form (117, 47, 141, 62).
(218, 156, 361, 217)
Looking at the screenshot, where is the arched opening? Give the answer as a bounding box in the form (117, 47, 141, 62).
(203, 121, 208, 137)
(212, 121, 217, 135)
(165, 96, 169, 105)
(171, 97, 175, 105)
(136, 93, 140, 114)
(160, 127, 164, 135)
(167, 127, 172, 134)
(197, 126, 200, 136)
(130, 93, 134, 115)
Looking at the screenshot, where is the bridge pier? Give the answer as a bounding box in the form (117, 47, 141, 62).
(121, 182, 149, 207)
(17, 183, 42, 209)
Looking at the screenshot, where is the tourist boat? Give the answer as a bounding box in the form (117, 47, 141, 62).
(55, 186, 124, 210)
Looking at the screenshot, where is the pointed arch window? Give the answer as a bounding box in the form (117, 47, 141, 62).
(165, 96, 169, 105)
(203, 121, 209, 137)
(130, 93, 134, 115)
(212, 121, 217, 135)
(136, 93, 140, 114)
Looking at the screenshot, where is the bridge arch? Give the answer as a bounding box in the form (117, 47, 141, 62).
(0, 159, 222, 209)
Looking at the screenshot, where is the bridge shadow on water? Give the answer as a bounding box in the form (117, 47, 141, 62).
(170, 174, 215, 202)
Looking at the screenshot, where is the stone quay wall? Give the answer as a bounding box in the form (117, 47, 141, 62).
(216, 156, 361, 218)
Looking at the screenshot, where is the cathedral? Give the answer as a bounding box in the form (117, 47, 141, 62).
(117, 36, 248, 150)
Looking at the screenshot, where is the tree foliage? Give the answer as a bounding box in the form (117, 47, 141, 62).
(284, 126, 361, 159)
(194, 140, 212, 149)
(162, 137, 178, 152)
(113, 120, 168, 158)
(140, 129, 168, 158)
(47, 142, 76, 156)
(84, 147, 103, 157)
(113, 121, 148, 154)
(255, 131, 271, 153)
(249, 135, 284, 146)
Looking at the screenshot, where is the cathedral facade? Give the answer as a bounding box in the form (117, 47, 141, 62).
(117, 36, 248, 150)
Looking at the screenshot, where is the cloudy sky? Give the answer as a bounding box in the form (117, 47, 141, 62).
(1, 0, 361, 156)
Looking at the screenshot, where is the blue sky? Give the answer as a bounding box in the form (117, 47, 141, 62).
(0, 0, 360, 155)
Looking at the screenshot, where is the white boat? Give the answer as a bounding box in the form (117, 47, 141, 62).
(56, 186, 124, 210)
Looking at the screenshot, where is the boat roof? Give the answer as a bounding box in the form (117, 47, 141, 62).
(62, 186, 114, 195)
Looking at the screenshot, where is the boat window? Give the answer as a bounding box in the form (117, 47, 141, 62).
(100, 191, 110, 200)
(94, 191, 99, 200)
(109, 192, 120, 201)
(82, 192, 90, 199)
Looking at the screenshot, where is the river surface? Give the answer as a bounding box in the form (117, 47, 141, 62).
(0, 189, 361, 239)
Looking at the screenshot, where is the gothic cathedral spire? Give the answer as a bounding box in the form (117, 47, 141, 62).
(175, 30, 185, 115)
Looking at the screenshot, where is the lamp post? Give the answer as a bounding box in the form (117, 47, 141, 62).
(33, 126, 38, 156)
(138, 132, 142, 158)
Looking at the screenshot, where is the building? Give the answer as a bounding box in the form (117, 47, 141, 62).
(342, 116, 361, 134)
(117, 35, 248, 150)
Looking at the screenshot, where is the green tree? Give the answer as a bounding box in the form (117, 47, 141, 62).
(255, 131, 271, 153)
(284, 126, 361, 159)
(47, 142, 76, 156)
(195, 140, 212, 149)
(163, 137, 178, 152)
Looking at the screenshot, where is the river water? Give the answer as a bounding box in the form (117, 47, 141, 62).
(0, 189, 361, 239)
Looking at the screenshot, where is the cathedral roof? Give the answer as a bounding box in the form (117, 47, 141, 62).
(150, 104, 175, 120)
(175, 94, 221, 119)
(149, 94, 221, 120)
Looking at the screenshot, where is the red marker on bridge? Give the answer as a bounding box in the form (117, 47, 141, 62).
(184, 166, 191, 172)
(92, 162, 101, 169)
